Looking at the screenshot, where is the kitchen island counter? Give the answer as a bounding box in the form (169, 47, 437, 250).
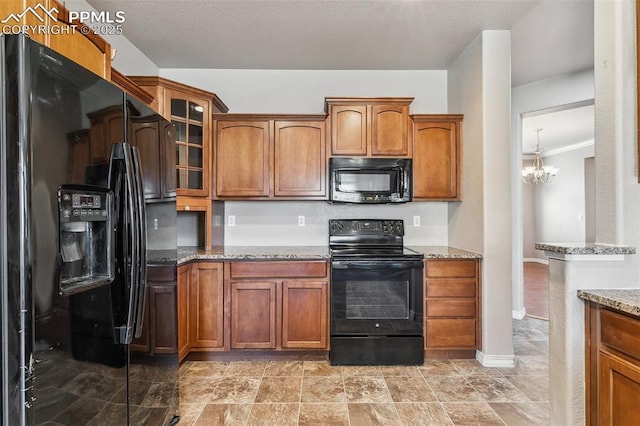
(578, 289, 640, 317)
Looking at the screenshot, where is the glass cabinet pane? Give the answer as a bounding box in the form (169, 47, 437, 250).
(188, 125, 203, 145)
(177, 168, 188, 188)
(188, 171, 203, 189)
(188, 147, 203, 168)
(171, 99, 187, 118)
(177, 145, 187, 165)
(174, 121, 186, 142)
(189, 102, 204, 122)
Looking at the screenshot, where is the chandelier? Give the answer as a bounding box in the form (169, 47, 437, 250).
(522, 128, 559, 184)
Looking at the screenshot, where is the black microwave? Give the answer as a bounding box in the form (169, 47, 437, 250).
(329, 158, 412, 203)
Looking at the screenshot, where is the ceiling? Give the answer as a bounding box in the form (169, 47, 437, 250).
(522, 103, 594, 155)
(86, 0, 594, 86)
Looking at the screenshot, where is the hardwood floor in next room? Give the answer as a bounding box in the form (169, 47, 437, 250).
(177, 317, 549, 425)
(523, 262, 549, 320)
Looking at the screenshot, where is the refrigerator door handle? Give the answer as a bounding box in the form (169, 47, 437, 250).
(116, 143, 139, 344)
(131, 147, 147, 339)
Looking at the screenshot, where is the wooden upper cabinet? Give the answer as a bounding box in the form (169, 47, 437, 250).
(216, 120, 271, 198)
(213, 114, 328, 200)
(1, 0, 112, 78)
(371, 104, 410, 156)
(412, 114, 462, 201)
(127, 76, 229, 198)
(274, 121, 326, 197)
(325, 98, 413, 157)
(330, 105, 368, 155)
(129, 114, 176, 201)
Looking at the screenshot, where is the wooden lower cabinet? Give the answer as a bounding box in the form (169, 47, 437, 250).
(424, 259, 480, 354)
(282, 281, 328, 349)
(229, 261, 329, 351)
(189, 262, 225, 349)
(131, 265, 178, 356)
(230, 281, 278, 349)
(585, 302, 640, 424)
(177, 264, 191, 362)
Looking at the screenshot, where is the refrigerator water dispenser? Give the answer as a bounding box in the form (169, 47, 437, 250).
(57, 185, 115, 295)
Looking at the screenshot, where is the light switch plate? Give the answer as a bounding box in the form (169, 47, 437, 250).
(413, 216, 421, 227)
(228, 215, 236, 227)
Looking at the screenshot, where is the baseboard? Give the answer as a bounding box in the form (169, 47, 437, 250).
(476, 351, 516, 368)
(512, 306, 526, 320)
(524, 257, 549, 265)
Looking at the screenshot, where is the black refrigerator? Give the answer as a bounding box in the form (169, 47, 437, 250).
(0, 34, 179, 424)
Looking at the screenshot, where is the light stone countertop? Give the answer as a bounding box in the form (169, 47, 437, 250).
(409, 246, 483, 259)
(178, 246, 330, 264)
(578, 289, 640, 317)
(178, 245, 482, 264)
(534, 242, 636, 255)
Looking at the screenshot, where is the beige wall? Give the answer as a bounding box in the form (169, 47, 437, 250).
(448, 31, 514, 364)
(594, 0, 640, 281)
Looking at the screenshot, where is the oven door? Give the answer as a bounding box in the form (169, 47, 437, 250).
(330, 259, 423, 337)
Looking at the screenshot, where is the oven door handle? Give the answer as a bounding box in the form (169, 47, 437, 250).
(331, 260, 424, 270)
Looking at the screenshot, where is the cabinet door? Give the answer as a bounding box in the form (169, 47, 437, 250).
(230, 281, 277, 349)
(330, 105, 368, 156)
(215, 121, 271, 197)
(130, 119, 162, 199)
(413, 119, 460, 200)
(168, 92, 210, 197)
(162, 121, 177, 198)
(149, 284, 178, 354)
(177, 264, 190, 361)
(371, 104, 410, 156)
(190, 262, 224, 348)
(598, 352, 640, 425)
(274, 121, 326, 198)
(282, 281, 328, 349)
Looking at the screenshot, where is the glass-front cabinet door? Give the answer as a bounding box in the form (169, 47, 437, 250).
(167, 91, 210, 197)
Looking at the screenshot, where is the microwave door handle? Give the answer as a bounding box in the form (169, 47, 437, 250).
(131, 147, 147, 339)
(117, 143, 139, 345)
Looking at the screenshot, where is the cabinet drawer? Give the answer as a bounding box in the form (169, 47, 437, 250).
(426, 319, 476, 348)
(426, 260, 476, 278)
(230, 261, 327, 279)
(426, 278, 476, 298)
(147, 264, 177, 282)
(427, 299, 476, 318)
(600, 309, 640, 361)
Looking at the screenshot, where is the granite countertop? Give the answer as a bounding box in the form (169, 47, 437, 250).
(408, 246, 483, 259)
(534, 242, 636, 255)
(178, 246, 331, 264)
(578, 289, 640, 317)
(147, 249, 178, 265)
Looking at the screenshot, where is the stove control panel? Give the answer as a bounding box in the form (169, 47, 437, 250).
(329, 219, 404, 236)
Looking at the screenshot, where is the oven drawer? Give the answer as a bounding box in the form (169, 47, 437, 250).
(426, 319, 476, 348)
(426, 260, 476, 278)
(230, 261, 327, 279)
(427, 299, 476, 318)
(426, 278, 476, 298)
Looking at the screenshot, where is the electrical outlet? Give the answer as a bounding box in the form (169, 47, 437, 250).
(153, 218, 159, 230)
(228, 215, 236, 227)
(298, 215, 305, 227)
(413, 215, 421, 227)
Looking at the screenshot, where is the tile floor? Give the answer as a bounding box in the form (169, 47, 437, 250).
(178, 317, 549, 425)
